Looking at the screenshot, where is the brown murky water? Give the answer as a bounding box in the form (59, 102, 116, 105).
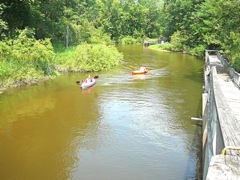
(0, 45, 203, 179)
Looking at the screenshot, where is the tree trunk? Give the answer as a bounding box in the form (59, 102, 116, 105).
(66, 22, 69, 48)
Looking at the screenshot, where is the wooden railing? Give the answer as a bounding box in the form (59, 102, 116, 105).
(207, 50, 240, 88)
(202, 50, 240, 179)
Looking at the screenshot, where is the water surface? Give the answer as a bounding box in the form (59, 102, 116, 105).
(0, 45, 203, 179)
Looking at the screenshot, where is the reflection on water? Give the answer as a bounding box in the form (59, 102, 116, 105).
(0, 45, 203, 179)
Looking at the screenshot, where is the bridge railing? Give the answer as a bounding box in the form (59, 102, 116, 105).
(216, 52, 240, 88)
(203, 50, 240, 179)
(205, 50, 240, 88)
(203, 52, 224, 179)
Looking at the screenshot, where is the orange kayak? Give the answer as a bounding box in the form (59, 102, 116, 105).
(132, 69, 148, 75)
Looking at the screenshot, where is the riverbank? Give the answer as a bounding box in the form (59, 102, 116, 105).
(0, 39, 123, 94)
(148, 43, 193, 54)
(0, 77, 52, 94)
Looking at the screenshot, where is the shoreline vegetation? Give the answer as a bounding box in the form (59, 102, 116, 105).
(0, 34, 181, 94)
(1, 0, 240, 94)
(0, 33, 237, 94)
(1, 0, 240, 93)
(0, 30, 123, 94)
(0, 33, 182, 95)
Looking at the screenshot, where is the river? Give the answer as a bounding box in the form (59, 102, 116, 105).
(0, 45, 203, 180)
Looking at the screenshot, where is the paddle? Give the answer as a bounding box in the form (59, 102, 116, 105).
(76, 75, 99, 84)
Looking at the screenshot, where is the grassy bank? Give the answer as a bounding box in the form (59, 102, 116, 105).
(148, 43, 174, 52)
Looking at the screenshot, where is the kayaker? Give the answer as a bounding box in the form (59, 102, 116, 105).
(140, 66, 146, 71)
(88, 75, 93, 82)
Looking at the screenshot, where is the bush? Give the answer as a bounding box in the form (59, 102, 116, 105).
(149, 43, 174, 51)
(8, 29, 55, 75)
(73, 20, 114, 46)
(190, 45, 206, 57)
(0, 28, 57, 88)
(231, 57, 240, 73)
(170, 30, 189, 52)
(120, 36, 138, 44)
(54, 44, 123, 72)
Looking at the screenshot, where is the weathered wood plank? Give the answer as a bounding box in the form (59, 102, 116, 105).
(212, 67, 240, 148)
(204, 52, 240, 179)
(206, 155, 240, 180)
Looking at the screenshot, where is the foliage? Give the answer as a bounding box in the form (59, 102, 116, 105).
(1, 0, 240, 76)
(191, 0, 240, 69)
(120, 36, 139, 45)
(162, 0, 200, 39)
(0, 3, 7, 38)
(170, 31, 189, 52)
(232, 60, 240, 73)
(11, 29, 55, 74)
(149, 43, 174, 51)
(75, 20, 113, 45)
(54, 44, 123, 72)
(0, 0, 163, 43)
(0, 26, 122, 89)
(226, 32, 240, 72)
(159, 0, 240, 71)
(0, 29, 56, 88)
(0, 0, 31, 37)
(189, 45, 206, 57)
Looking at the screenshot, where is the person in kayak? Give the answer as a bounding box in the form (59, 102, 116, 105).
(88, 75, 93, 82)
(140, 66, 146, 71)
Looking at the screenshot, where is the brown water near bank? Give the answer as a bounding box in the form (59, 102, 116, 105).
(0, 45, 203, 179)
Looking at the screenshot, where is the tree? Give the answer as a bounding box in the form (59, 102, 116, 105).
(0, 3, 8, 39)
(0, 0, 31, 37)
